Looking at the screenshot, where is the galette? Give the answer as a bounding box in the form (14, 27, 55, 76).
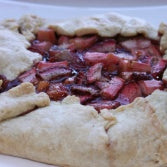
(0, 12, 167, 167)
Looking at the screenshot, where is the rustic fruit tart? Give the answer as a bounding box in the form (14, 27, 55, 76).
(0, 29, 166, 111)
(1, 13, 167, 167)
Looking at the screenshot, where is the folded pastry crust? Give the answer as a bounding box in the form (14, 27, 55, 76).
(0, 82, 50, 122)
(0, 91, 167, 167)
(0, 13, 167, 167)
(0, 29, 41, 80)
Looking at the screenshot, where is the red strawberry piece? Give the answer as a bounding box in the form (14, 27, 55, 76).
(37, 61, 68, 71)
(118, 82, 142, 104)
(37, 81, 49, 92)
(101, 77, 125, 99)
(30, 40, 52, 55)
(47, 83, 68, 100)
(89, 39, 116, 52)
(151, 59, 167, 79)
(37, 29, 56, 43)
(71, 85, 99, 96)
(79, 95, 94, 104)
(68, 35, 98, 51)
(38, 67, 72, 81)
(88, 100, 120, 112)
(138, 80, 164, 95)
(87, 63, 103, 84)
(84, 52, 120, 66)
(19, 68, 38, 84)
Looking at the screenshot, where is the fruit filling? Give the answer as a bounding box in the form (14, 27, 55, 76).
(1, 29, 167, 112)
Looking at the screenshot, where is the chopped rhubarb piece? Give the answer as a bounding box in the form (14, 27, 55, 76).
(71, 85, 99, 96)
(121, 72, 152, 81)
(89, 39, 116, 52)
(38, 67, 71, 81)
(37, 81, 49, 92)
(37, 61, 68, 71)
(119, 60, 131, 71)
(75, 72, 87, 85)
(64, 76, 76, 85)
(131, 46, 161, 62)
(68, 35, 98, 51)
(19, 68, 38, 84)
(138, 80, 164, 95)
(58, 36, 70, 45)
(147, 45, 161, 57)
(137, 54, 152, 64)
(12, 33, 165, 111)
(131, 49, 148, 58)
(101, 77, 124, 99)
(37, 29, 56, 43)
(115, 51, 135, 60)
(88, 100, 120, 112)
(121, 72, 133, 80)
(87, 63, 103, 83)
(121, 39, 161, 62)
(30, 40, 52, 55)
(47, 83, 68, 100)
(118, 82, 142, 104)
(130, 61, 151, 72)
(79, 95, 94, 104)
(96, 81, 110, 89)
(84, 52, 120, 66)
(49, 45, 73, 62)
(121, 39, 151, 51)
(131, 72, 152, 80)
(151, 59, 167, 79)
(119, 60, 151, 72)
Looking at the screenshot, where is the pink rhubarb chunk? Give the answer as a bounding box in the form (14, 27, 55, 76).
(84, 52, 120, 66)
(118, 82, 142, 104)
(37, 29, 56, 43)
(139, 80, 164, 95)
(87, 63, 103, 83)
(101, 77, 125, 99)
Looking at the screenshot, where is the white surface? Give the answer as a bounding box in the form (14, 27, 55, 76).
(0, 0, 167, 27)
(7, 0, 167, 7)
(0, 0, 167, 167)
(0, 155, 55, 167)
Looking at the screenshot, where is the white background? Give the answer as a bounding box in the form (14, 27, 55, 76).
(0, 0, 167, 166)
(0, 0, 167, 27)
